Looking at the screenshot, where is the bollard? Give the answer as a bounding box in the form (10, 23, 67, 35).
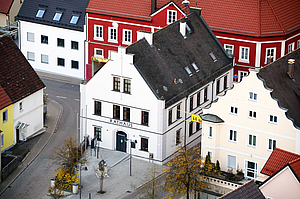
(73, 183, 79, 194)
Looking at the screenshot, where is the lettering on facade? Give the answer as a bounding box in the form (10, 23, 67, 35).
(110, 119, 133, 128)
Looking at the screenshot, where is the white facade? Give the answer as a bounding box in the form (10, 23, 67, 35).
(201, 69, 300, 182)
(19, 21, 85, 79)
(13, 89, 44, 143)
(80, 47, 233, 164)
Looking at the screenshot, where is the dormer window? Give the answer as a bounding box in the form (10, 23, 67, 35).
(191, 62, 199, 72)
(36, 9, 45, 18)
(184, 66, 193, 76)
(53, 12, 62, 21)
(70, 15, 79, 24)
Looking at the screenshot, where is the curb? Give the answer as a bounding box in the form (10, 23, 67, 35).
(0, 99, 63, 197)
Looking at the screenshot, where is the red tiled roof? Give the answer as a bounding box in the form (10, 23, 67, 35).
(290, 158, 300, 180)
(261, 148, 300, 176)
(0, 0, 14, 14)
(0, 36, 45, 103)
(0, 86, 12, 110)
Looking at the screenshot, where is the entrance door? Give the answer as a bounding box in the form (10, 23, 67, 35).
(116, 131, 127, 152)
(16, 129, 20, 143)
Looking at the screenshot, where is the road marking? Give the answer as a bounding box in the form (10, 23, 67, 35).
(75, 99, 80, 101)
(56, 96, 67, 99)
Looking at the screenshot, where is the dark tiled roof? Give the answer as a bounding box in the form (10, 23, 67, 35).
(0, 86, 12, 110)
(0, 0, 14, 14)
(0, 36, 45, 103)
(219, 180, 265, 199)
(261, 148, 300, 176)
(16, 0, 89, 31)
(127, 12, 232, 108)
(258, 48, 300, 129)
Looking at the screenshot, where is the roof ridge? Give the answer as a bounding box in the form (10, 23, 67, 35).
(265, 0, 286, 34)
(289, 157, 300, 164)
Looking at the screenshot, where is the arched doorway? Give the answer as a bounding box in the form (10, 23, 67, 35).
(116, 131, 127, 152)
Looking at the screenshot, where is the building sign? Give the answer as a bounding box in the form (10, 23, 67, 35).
(191, 114, 202, 123)
(92, 57, 109, 63)
(110, 119, 132, 128)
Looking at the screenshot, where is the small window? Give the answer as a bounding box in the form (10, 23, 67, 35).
(57, 38, 64, 47)
(71, 41, 78, 50)
(248, 134, 257, 147)
(53, 12, 63, 21)
(113, 77, 120, 91)
(176, 104, 181, 119)
(71, 60, 79, 69)
(41, 54, 49, 64)
(216, 79, 220, 94)
(27, 51, 35, 61)
(248, 110, 257, 119)
(167, 10, 177, 24)
(298, 40, 300, 49)
(238, 71, 248, 82)
(189, 96, 194, 112)
(27, 32, 34, 42)
(108, 27, 117, 42)
(141, 137, 148, 151)
(41, 35, 48, 44)
(191, 62, 199, 72)
(196, 122, 201, 132)
(113, 105, 120, 119)
(208, 126, 213, 138)
(94, 48, 103, 58)
(223, 76, 227, 90)
(184, 66, 193, 76)
(94, 25, 103, 40)
(70, 15, 79, 24)
(94, 127, 101, 141)
(269, 115, 278, 124)
(94, 101, 101, 116)
(209, 52, 217, 62)
(268, 139, 276, 151)
(239, 46, 250, 63)
(57, 58, 65, 66)
(265, 48, 276, 63)
(123, 107, 130, 122)
(141, 111, 149, 126)
(288, 43, 294, 53)
(36, 9, 45, 18)
(227, 155, 236, 169)
(189, 122, 193, 137)
(1, 134, 3, 147)
(224, 44, 234, 56)
(229, 106, 238, 115)
(249, 92, 257, 101)
(123, 29, 132, 44)
(19, 102, 23, 111)
(196, 92, 200, 107)
(204, 87, 208, 102)
(123, 79, 131, 94)
(176, 129, 181, 145)
(229, 130, 237, 142)
(2, 110, 8, 123)
(168, 109, 172, 126)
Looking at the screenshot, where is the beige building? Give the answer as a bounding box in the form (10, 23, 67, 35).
(201, 48, 300, 182)
(0, 0, 23, 27)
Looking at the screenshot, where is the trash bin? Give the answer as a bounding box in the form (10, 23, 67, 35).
(73, 183, 79, 194)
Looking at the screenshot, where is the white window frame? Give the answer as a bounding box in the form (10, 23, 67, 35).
(94, 25, 103, 41)
(239, 46, 250, 63)
(267, 138, 277, 151)
(248, 110, 257, 119)
(265, 47, 276, 64)
(238, 71, 248, 82)
(19, 102, 23, 111)
(248, 92, 258, 101)
(248, 133, 257, 147)
(2, 110, 8, 123)
(245, 160, 258, 179)
(224, 44, 234, 56)
(288, 43, 294, 53)
(228, 129, 237, 143)
(298, 40, 300, 49)
(122, 29, 132, 45)
(167, 10, 177, 24)
(208, 126, 213, 139)
(227, 154, 237, 170)
(229, 106, 238, 116)
(94, 48, 104, 58)
(268, 114, 278, 124)
(27, 32, 34, 42)
(108, 27, 118, 43)
(27, 51, 35, 61)
(41, 54, 49, 64)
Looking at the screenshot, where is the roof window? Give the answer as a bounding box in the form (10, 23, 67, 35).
(191, 62, 199, 72)
(186, 24, 192, 34)
(70, 15, 79, 24)
(36, 9, 45, 18)
(184, 66, 193, 76)
(53, 12, 63, 21)
(209, 52, 217, 62)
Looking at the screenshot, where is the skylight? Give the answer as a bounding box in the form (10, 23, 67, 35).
(36, 9, 45, 18)
(53, 12, 62, 21)
(184, 66, 193, 76)
(186, 24, 192, 34)
(70, 15, 79, 24)
(191, 62, 199, 72)
(209, 52, 217, 62)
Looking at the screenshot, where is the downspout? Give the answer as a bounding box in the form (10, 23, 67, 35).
(184, 96, 187, 147)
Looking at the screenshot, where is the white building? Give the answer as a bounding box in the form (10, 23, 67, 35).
(16, 0, 89, 80)
(80, 13, 233, 164)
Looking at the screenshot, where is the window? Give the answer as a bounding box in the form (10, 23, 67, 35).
(245, 160, 257, 179)
(19, 102, 23, 111)
(167, 10, 177, 24)
(196, 92, 200, 107)
(2, 110, 8, 123)
(229, 130, 237, 142)
(248, 110, 257, 119)
(224, 44, 234, 56)
(123, 79, 131, 94)
(1, 133, 3, 147)
(229, 106, 238, 115)
(269, 115, 278, 124)
(208, 126, 213, 138)
(41, 35, 48, 44)
(288, 43, 294, 53)
(123, 107, 130, 122)
(249, 92, 257, 101)
(94, 48, 103, 58)
(123, 29, 132, 44)
(227, 155, 236, 169)
(94, 25, 103, 40)
(184, 66, 193, 76)
(108, 27, 117, 42)
(216, 79, 220, 94)
(57, 38, 64, 47)
(204, 87, 208, 102)
(268, 139, 277, 151)
(248, 134, 257, 147)
(36, 9, 45, 18)
(53, 12, 62, 21)
(196, 122, 201, 132)
(265, 48, 276, 63)
(113, 105, 120, 119)
(223, 76, 227, 90)
(238, 71, 248, 82)
(189, 122, 194, 137)
(190, 96, 193, 112)
(141, 111, 149, 126)
(176, 129, 181, 145)
(208, 151, 213, 159)
(298, 40, 300, 49)
(94, 101, 101, 116)
(113, 77, 120, 91)
(71, 60, 79, 69)
(141, 137, 148, 151)
(94, 127, 101, 141)
(191, 62, 199, 72)
(168, 109, 172, 125)
(27, 32, 34, 42)
(70, 15, 79, 24)
(57, 58, 65, 66)
(176, 104, 181, 119)
(41, 54, 48, 64)
(239, 46, 250, 63)
(71, 41, 78, 50)
(27, 51, 35, 61)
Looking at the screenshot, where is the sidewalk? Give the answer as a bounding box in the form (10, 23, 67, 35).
(0, 99, 62, 195)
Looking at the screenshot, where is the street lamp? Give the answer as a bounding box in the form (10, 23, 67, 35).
(125, 138, 137, 176)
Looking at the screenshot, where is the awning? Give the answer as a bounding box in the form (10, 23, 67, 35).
(15, 122, 29, 129)
(92, 57, 109, 63)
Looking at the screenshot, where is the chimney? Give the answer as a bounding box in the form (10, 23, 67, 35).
(180, 22, 186, 39)
(287, 58, 295, 79)
(137, 30, 153, 45)
(190, 7, 202, 17)
(151, 0, 157, 13)
(267, 55, 273, 64)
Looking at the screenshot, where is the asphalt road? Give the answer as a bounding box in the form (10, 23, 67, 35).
(1, 77, 80, 199)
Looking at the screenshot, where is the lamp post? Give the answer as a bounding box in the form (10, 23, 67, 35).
(126, 138, 137, 176)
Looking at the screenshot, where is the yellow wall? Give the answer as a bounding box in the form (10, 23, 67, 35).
(0, 105, 14, 151)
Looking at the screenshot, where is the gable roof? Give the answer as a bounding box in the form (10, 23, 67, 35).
(16, 0, 89, 31)
(258, 48, 300, 129)
(218, 180, 265, 199)
(127, 12, 232, 108)
(0, 86, 12, 110)
(0, 36, 45, 103)
(0, 0, 14, 14)
(290, 158, 300, 181)
(261, 148, 300, 176)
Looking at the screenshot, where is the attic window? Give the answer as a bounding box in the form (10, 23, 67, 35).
(209, 52, 217, 62)
(53, 12, 62, 21)
(70, 15, 79, 24)
(184, 66, 193, 76)
(36, 9, 45, 18)
(191, 62, 199, 72)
